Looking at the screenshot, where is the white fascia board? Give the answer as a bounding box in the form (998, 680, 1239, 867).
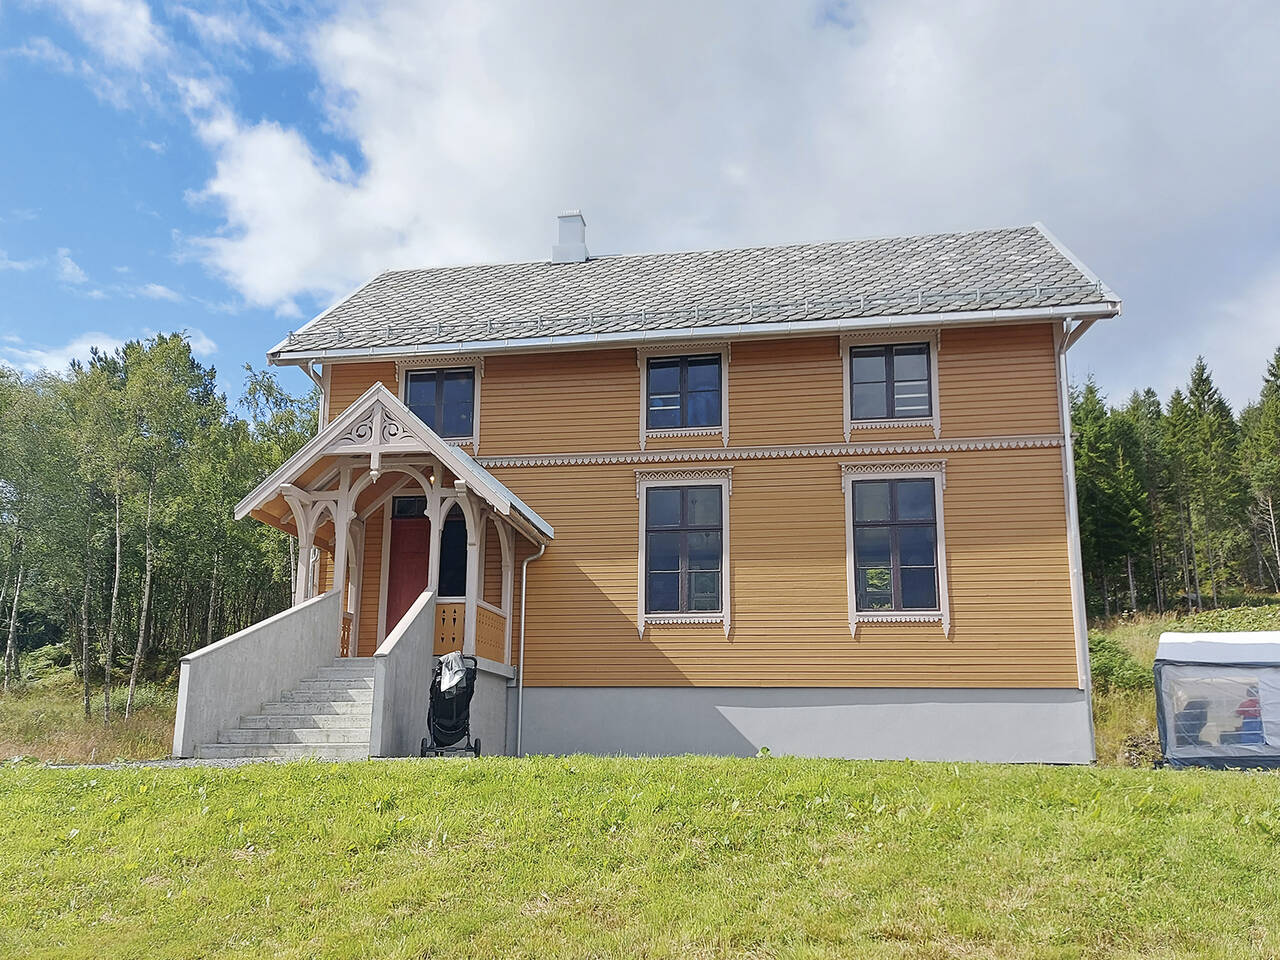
(268, 301, 1122, 366)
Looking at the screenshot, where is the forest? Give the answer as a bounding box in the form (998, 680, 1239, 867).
(0, 332, 1278, 722)
(1073, 347, 1280, 617)
(0, 334, 316, 720)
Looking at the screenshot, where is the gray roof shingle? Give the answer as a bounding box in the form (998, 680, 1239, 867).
(271, 223, 1117, 359)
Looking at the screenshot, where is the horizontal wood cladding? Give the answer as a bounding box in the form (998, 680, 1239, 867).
(489, 446, 1078, 688)
(319, 323, 1063, 452)
(356, 506, 385, 656)
(328, 361, 398, 423)
(938, 324, 1061, 436)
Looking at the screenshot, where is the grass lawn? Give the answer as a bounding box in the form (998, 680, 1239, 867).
(3, 756, 1280, 959)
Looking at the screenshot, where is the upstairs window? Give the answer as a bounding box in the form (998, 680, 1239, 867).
(849, 343, 932, 421)
(405, 368, 475, 439)
(645, 485, 723, 614)
(851, 478, 939, 612)
(647, 355, 722, 430)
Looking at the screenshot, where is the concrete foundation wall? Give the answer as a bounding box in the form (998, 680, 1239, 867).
(370, 591, 436, 757)
(516, 686, 1095, 764)
(469, 666, 511, 756)
(173, 590, 341, 758)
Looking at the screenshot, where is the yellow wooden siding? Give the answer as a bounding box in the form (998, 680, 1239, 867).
(328, 361, 398, 423)
(356, 506, 385, 656)
(939, 324, 1061, 436)
(491, 446, 1077, 688)
(482, 350, 638, 452)
(483, 518, 502, 606)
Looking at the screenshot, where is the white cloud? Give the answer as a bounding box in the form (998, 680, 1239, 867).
(185, 327, 217, 356)
(0, 331, 126, 373)
(37, 0, 168, 70)
(56, 248, 88, 284)
(0, 251, 43, 272)
(137, 282, 182, 301)
(141, 139, 165, 154)
(173, 5, 291, 61)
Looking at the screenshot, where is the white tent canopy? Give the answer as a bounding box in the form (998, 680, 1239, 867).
(1155, 631, 1280, 666)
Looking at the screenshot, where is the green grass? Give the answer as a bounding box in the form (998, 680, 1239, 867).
(0, 669, 175, 764)
(2, 756, 1279, 959)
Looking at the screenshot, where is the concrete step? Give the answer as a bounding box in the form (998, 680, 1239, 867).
(296, 677, 375, 691)
(241, 712, 372, 729)
(280, 688, 373, 703)
(196, 742, 369, 760)
(333, 657, 375, 667)
(220, 726, 370, 745)
(314, 665, 376, 680)
(259, 699, 373, 716)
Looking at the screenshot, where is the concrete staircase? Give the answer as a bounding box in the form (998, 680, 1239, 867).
(196, 658, 375, 760)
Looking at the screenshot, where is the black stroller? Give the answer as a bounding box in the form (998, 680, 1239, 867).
(421, 653, 481, 757)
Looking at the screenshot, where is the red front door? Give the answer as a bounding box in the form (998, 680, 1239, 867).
(386, 506, 430, 637)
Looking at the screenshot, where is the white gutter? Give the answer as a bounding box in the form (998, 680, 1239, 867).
(514, 541, 547, 757)
(1055, 318, 1096, 759)
(268, 301, 1121, 366)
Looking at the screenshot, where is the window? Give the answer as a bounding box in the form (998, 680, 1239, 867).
(405, 368, 475, 440)
(851, 478, 939, 611)
(849, 343, 931, 421)
(647, 355, 722, 430)
(645, 485, 722, 613)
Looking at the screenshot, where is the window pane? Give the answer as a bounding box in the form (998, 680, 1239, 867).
(442, 400, 473, 438)
(647, 573, 680, 612)
(688, 531, 721, 570)
(901, 567, 938, 610)
(851, 380, 888, 419)
(648, 404, 680, 429)
(898, 525, 937, 567)
(392, 496, 427, 518)
(441, 370, 473, 405)
(895, 480, 935, 520)
(686, 389, 721, 427)
(405, 372, 438, 430)
(686, 357, 720, 391)
(647, 532, 681, 573)
(854, 527, 890, 567)
(857, 568, 893, 610)
(646, 488, 682, 527)
(893, 344, 929, 382)
(850, 349, 887, 383)
(686, 486, 721, 526)
(854, 481, 891, 522)
(689, 571, 720, 611)
(648, 361, 679, 395)
(892, 380, 930, 417)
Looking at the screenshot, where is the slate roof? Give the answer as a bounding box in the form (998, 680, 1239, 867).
(271, 223, 1117, 359)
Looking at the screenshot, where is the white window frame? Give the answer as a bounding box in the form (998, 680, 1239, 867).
(636, 343, 730, 450)
(635, 467, 732, 635)
(841, 459, 951, 638)
(840, 329, 941, 440)
(396, 356, 484, 451)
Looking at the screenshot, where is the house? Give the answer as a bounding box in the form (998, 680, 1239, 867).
(172, 214, 1119, 763)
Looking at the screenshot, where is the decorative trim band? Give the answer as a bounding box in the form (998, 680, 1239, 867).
(848, 418, 933, 431)
(645, 427, 724, 439)
(855, 613, 945, 625)
(841, 327, 939, 346)
(635, 341, 732, 363)
(840, 459, 947, 487)
(396, 355, 485, 377)
(644, 614, 726, 626)
(477, 434, 1062, 469)
(635, 466, 733, 497)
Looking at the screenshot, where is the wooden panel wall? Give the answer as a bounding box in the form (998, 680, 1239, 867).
(483, 518, 502, 606)
(328, 361, 398, 423)
(356, 506, 385, 656)
(491, 446, 1078, 689)
(939, 324, 1061, 436)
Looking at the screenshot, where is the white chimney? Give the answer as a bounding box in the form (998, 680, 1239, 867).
(552, 210, 588, 263)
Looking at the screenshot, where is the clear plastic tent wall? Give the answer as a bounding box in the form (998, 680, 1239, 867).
(1154, 632, 1280, 769)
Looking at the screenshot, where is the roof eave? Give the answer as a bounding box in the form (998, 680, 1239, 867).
(268, 301, 1121, 366)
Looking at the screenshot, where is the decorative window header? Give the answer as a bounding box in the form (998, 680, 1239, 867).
(635, 466, 733, 498)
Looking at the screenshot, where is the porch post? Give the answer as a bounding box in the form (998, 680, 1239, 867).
(283, 490, 314, 606)
(454, 482, 483, 656)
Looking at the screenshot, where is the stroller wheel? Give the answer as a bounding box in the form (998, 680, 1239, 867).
(420, 737, 430, 757)
(473, 738, 481, 758)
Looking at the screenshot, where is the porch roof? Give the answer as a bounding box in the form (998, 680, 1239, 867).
(234, 383, 553, 543)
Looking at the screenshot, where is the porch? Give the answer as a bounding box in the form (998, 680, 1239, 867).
(172, 384, 552, 759)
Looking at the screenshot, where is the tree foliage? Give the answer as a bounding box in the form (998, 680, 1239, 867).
(0, 334, 316, 715)
(1074, 351, 1280, 615)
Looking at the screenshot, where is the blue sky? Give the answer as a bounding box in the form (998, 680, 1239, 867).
(2, 0, 1279, 408)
